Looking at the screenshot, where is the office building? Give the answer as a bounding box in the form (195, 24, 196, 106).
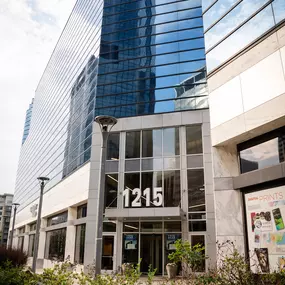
(11, 0, 215, 274)
(203, 0, 285, 272)
(0, 194, 13, 246)
(22, 99, 34, 145)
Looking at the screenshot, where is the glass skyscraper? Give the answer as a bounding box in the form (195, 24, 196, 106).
(21, 98, 34, 145)
(15, 0, 208, 209)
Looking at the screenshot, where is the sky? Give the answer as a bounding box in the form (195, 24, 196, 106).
(0, 0, 76, 195)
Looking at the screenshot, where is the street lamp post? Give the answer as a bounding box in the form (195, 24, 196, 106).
(32, 176, 49, 273)
(94, 115, 117, 275)
(8, 203, 20, 248)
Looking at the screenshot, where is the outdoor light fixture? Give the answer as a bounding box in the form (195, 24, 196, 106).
(9, 203, 20, 248)
(32, 176, 50, 273)
(94, 115, 117, 275)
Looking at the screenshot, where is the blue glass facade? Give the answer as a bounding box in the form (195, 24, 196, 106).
(22, 98, 34, 145)
(202, 0, 285, 73)
(15, 0, 208, 209)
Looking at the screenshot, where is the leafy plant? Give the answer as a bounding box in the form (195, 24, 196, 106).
(0, 246, 27, 267)
(147, 264, 157, 284)
(168, 239, 207, 274)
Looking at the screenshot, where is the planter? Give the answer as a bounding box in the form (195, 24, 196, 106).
(166, 263, 177, 279)
(121, 263, 132, 275)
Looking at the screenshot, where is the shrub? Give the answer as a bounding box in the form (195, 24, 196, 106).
(0, 246, 27, 267)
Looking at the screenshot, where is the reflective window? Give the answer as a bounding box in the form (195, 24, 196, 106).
(191, 235, 205, 271)
(126, 132, 141, 158)
(186, 125, 203, 154)
(206, 6, 274, 72)
(205, 0, 269, 51)
(142, 129, 162, 157)
(74, 224, 86, 264)
(105, 174, 118, 208)
(45, 228, 66, 261)
(18, 236, 24, 252)
(47, 212, 68, 227)
(141, 222, 162, 232)
(188, 169, 205, 212)
(203, 0, 240, 30)
(122, 234, 139, 264)
(273, 0, 285, 24)
(107, 133, 120, 160)
(239, 138, 282, 173)
(163, 128, 180, 156)
(123, 222, 139, 232)
(103, 222, 117, 232)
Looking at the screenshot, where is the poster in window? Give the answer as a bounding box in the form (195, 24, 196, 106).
(166, 234, 180, 250)
(245, 186, 285, 272)
(124, 234, 137, 250)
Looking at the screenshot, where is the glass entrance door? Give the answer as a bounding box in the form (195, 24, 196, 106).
(140, 234, 162, 274)
(102, 236, 114, 271)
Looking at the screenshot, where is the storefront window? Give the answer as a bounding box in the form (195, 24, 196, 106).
(45, 228, 66, 261)
(245, 186, 285, 273)
(28, 234, 35, 257)
(107, 133, 120, 160)
(191, 235, 205, 271)
(186, 125, 203, 154)
(47, 212, 68, 226)
(122, 234, 139, 265)
(105, 174, 118, 208)
(77, 204, 87, 219)
(74, 224, 85, 264)
(238, 127, 285, 174)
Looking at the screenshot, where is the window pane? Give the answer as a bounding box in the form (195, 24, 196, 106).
(105, 174, 118, 208)
(188, 169, 205, 212)
(122, 234, 139, 265)
(205, 0, 268, 49)
(74, 224, 85, 264)
(124, 173, 140, 208)
(186, 125, 203, 154)
(141, 172, 162, 207)
(77, 204, 87, 219)
(142, 129, 162, 157)
(126, 131, 141, 158)
(107, 133, 120, 160)
(163, 157, 180, 170)
(240, 138, 280, 173)
(141, 158, 163, 171)
(189, 220, 206, 231)
(125, 159, 140, 172)
(207, 6, 275, 72)
(123, 222, 139, 232)
(45, 228, 66, 261)
(191, 235, 205, 271)
(164, 170, 181, 207)
(47, 212, 68, 226)
(103, 222, 116, 232)
(163, 128, 180, 156)
(164, 222, 181, 232)
(272, 0, 285, 24)
(28, 234, 35, 257)
(141, 222, 162, 232)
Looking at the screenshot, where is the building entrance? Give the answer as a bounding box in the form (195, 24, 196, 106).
(140, 234, 162, 274)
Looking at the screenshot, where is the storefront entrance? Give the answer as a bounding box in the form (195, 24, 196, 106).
(140, 234, 162, 274)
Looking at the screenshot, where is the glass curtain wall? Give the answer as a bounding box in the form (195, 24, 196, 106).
(203, 0, 285, 72)
(95, 0, 208, 117)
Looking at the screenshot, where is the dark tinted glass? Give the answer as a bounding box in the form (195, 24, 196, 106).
(103, 222, 117, 232)
(186, 125, 202, 154)
(141, 222, 162, 232)
(74, 224, 86, 264)
(123, 222, 139, 232)
(164, 221, 181, 232)
(77, 204, 87, 219)
(189, 220, 206, 231)
(107, 133, 120, 160)
(164, 170, 181, 207)
(142, 129, 162, 157)
(188, 169, 205, 212)
(45, 228, 66, 261)
(126, 132, 141, 158)
(105, 174, 118, 208)
(122, 234, 139, 264)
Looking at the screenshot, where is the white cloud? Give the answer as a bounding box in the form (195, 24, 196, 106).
(0, 0, 75, 195)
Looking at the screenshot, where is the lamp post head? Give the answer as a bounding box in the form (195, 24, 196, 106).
(95, 115, 117, 132)
(37, 177, 50, 187)
(12, 203, 20, 207)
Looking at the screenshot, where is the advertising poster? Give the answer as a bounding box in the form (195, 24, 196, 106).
(245, 186, 285, 272)
(166, 234, 181, 250)
(124, 234, 137, 250)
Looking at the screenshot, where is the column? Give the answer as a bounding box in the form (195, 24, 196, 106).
(65, 207, 77, 263)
